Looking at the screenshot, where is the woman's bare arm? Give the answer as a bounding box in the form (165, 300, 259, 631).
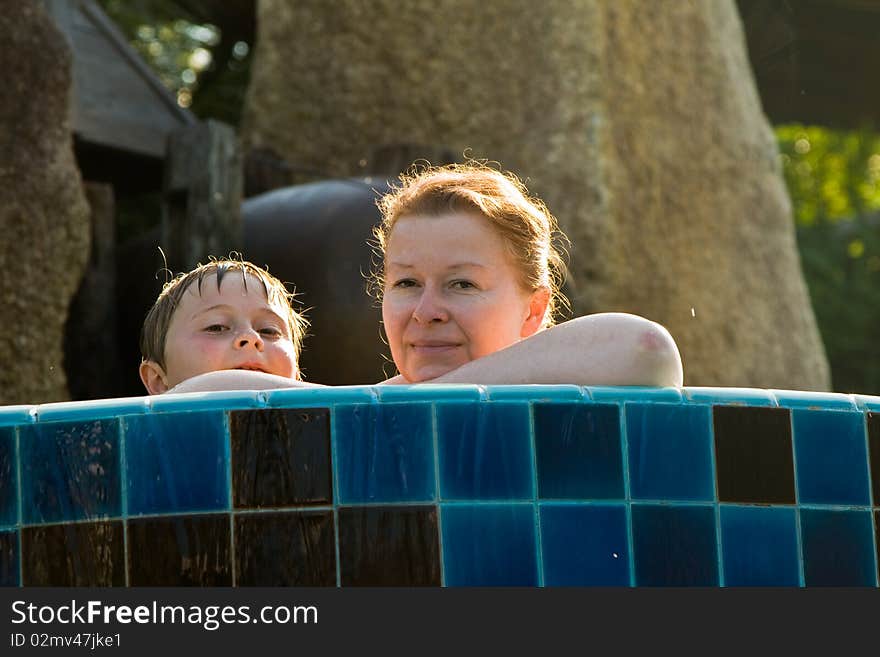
(381, 313, 683, 387)
(168, 370, 325, 393)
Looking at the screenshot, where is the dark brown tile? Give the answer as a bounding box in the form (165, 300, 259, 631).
(868, 413, 879, 506)
(230, 409, 332, 509)
(22, 521, 124, 586)
(234, 511, 336, 586)
(0, 530, 19, 586)
(713, 406, 796, 504)
(338, 506, 440, 586)
(128, 515, 231, 586)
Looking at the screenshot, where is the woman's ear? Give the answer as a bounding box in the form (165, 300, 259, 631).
(139, 360, 169, 395)
(521, 287, 551, 338)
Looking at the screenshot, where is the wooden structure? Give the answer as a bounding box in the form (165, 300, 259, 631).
(44, 0, 195, 158)
(42, 0, 242, 398)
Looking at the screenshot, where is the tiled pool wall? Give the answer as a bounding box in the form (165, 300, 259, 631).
(1, 385, 879, 587)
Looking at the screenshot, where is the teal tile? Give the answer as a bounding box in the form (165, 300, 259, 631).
(0, 406, 34, 428)
(627, 403, 714, 501)
(149, 390, 265, 414)
(35, 397, 149, 423)
(484, 385, 585, 402)
(586, 386, 683, 404)
(683, 387, 777, 407)
(377, 385, 486, 403)
(792, 409, 870, 506)
(264, 385, 377, 407)
(771, 389, 857, 411)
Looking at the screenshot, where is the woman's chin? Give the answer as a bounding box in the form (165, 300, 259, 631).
(405, 363, 459, 383)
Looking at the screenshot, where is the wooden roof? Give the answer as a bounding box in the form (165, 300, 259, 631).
(44, 0, 195, 158)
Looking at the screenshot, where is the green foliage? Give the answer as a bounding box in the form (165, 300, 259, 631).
(96, 0, 251, 125)
(777, 124, 880, 394)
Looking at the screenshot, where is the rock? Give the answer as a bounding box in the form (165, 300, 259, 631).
(0, 3, 90, 404)
(242, 0, 830, 389)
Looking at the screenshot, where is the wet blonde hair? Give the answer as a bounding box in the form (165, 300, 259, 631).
(374, 163, 569, 327)
(140, 257, 308, 374)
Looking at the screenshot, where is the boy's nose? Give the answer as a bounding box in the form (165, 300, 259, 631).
(235, 329, 264, 350)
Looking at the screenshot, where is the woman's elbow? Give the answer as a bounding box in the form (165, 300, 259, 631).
(632, 319, 684, 387)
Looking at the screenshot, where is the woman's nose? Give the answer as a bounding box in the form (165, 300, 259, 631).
(235, 328, 264, 350)
(412, 288, 448, 324)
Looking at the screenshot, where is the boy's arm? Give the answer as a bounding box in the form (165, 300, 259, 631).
(168, 370, 325, 393)
(382, 313, 683, 387)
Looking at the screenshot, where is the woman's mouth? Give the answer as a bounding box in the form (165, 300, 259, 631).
(234, 364, 267, 372)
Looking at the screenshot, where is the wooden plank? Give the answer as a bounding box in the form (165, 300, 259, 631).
(162, 121, 243, 271)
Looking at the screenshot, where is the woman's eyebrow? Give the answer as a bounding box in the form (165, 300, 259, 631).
(386, 261, 487, 270)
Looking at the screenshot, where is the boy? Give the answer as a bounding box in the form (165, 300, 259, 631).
(139, 258, 310, 394)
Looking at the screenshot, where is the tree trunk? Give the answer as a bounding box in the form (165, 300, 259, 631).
(242, 0, 830, 390)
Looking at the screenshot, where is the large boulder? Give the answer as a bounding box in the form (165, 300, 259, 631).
(0, 3, 90, 404)
(242, 0, 830, 389)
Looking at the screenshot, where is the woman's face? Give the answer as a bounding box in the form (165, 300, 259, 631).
(382, 212, 548, 382)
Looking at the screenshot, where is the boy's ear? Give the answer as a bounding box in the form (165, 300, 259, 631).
(139, 360, 169, 395)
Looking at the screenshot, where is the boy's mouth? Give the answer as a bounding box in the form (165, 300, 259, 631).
(234, 364, 267, 373)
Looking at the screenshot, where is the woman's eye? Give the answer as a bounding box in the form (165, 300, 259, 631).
(451, 280, 477, 290)
(392, 278, 418, 289)
(204, 324, 227, 333)
(259, 327, 283, 338)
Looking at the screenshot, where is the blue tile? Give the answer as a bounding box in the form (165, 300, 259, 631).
(801, 509, 877, 586)
(586, 386, 683, 403)
(264, 385, 377, 407)
(148, 389, 265, 414)
(540, 504, 629, 586)
(0, 427, 16, 527)
(441, 504, 537, 586)
(20, 420, 121, 524)
(534, 403, 623, 499)
(626, 404, 714, 501)
(0, 530, 18, 586)
(683, 387, 777, 407)
(0, 406, 34, 428)
(485, 385, 585, 402)
(336, 403, 435, 503)
(720, 506, 799, 586)
(35, 397, 149, 423)
(632, 504, 718, 586)
(123, 412, 228, 516)
(771, 389, 858, 411)
(854, 395, 880, 412)
(376, 384, 486, 403)
(437, 403, 533, 500)
(793, 410, 870, 506)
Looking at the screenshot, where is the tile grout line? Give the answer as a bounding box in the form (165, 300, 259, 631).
(528, 402, 544, 587)
(708, 406, 724, 587)
(15, 425, 24, 587)
(619, 403, 636, 587)
(789, 409, 806, 587)
(225, 412, 236, 587)
(119, 416, 130, 587)
(431, 403, 445, 587)
(861, 413, 879, 586)
(329, 406, 342, 588)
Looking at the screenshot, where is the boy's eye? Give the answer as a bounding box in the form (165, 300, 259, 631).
(204, 324, 228, 333)
(450, 280, 477, 290)
(259, 327, 284, 338)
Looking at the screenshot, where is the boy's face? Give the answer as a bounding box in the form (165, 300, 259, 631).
(140, 272, 297, 394)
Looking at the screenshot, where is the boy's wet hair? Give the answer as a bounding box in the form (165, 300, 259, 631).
(140, 258, 308, 373)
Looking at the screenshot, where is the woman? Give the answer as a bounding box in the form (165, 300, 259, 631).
(171, 164, 682, 392)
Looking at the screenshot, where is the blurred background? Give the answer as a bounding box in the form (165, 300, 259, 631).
(2, 0, 878, 401)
